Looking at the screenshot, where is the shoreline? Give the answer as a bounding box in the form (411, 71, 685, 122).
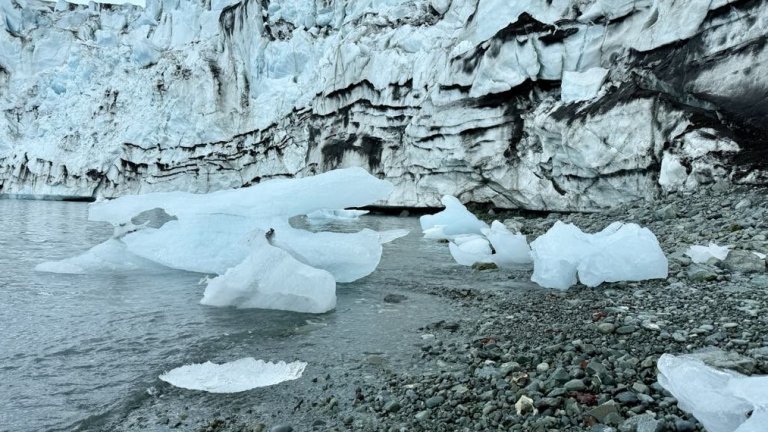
(101, 184, 768, 432)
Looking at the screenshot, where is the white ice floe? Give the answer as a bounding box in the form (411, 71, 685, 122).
(531, 221, 668, 290)
(306, 209, 369, 221)
(422, 196, 532, 268)
(159, 358, 307, 393)
(482, 221, 532, 266)
(201, 232, 336, 313)
(658, 354, 768, 432)
(449, 235, 494, 266)
(686, 243, 731, 264)
(420, 196, 489, 240)
(34, 238, 166, 274)
(37, 168, 404, 313)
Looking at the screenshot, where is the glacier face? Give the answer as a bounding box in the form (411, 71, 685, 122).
(0, 0, 766, 210)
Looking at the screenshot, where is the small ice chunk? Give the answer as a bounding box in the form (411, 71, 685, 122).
(658, 354, 768, 432)
(378, 229, 410, 244)
(159, 358, 307, 393)
(686, 243, 730, 263)
(420, 196, 488, 238)
(531, 221, 668, 290)
(306, 209, 369, 221)
(482, 221, 532, 267)
(201, 233, 336, 313)
(449, 235, 493, 266)
(35, 239, 166, 274)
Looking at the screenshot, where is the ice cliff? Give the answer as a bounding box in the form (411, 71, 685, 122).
(1, 0, 766, 210)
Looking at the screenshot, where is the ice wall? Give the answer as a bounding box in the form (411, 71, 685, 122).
(1, 0, 766, 210)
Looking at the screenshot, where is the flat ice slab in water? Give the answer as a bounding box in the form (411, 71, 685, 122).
(531, 221, 668, 290)
(306, 209, 369, 221)
(159, 358, 307, 393)
(420, 195, 488, 239)
(658, 354, 768, 432)
(37, 168, 401, 313)
(686, 243, 730, 263)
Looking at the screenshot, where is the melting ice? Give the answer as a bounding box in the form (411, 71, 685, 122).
(36, 168, 405, 313)
(159, 358, 307, 393)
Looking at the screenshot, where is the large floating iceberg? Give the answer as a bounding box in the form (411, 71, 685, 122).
(658, 354, 768, 432)
(160, 358, 307, 393)
(530, 221, 668, 290)
(37, 168, 403, 313)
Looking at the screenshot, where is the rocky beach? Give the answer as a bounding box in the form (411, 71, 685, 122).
(95, 184, 768, 432)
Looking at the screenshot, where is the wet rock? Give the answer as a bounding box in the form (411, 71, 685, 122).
(269, 425, 293, 432)
(720, 250, 766, 273)
(383, 294, 407, 304)
(587, 402, 623, 426)
(425, 396, 444, 409)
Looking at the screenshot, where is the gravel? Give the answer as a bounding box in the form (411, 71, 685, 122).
(106, 185, 768, 431)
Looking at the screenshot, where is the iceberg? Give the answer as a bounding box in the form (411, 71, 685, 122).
(37, 168, 403, 313)
(201, 232, 336, 313)
(658, 354, 768, 432)
(531, 221, 668, 290)
(306, 209, 369, 221)
(160, 358, 307, 393)
(420, 196, 489, 239)
(686, 243, 730, 264)
(449, 235, 494, 266)
(483, 221, 533, 266)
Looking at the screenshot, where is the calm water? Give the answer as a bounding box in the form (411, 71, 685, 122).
(0, 200, 493, 432)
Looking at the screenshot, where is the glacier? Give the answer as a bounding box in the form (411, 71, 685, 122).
(36, 168, 403, 313)
(1, 0, 766, 211)
(159, 358, 307, 393)
(530, 221, 668, 290)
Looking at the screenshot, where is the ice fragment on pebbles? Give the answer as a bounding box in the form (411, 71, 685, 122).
(658, 354, 768, 432)
(420, 195, 488, 239)
(159, 358, 307, 393)
(530, 221, 668, 290)
(686, 243, 730, 264)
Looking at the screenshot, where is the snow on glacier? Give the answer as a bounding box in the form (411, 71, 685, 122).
(37, 168, 402, 313)
(530, 221, 668, 290)
(658, 354, 768, 432)
(160, 358, 307, 393)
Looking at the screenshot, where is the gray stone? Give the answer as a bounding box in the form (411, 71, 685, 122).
(587, 402, 623, 426)
(720, 250, 766, 273)
(618, 413, 663, 432)
(383, 399, 401, 413)
(414, 410, 430, 421)
(425, 396, 444, 409)
(269, 425, 293, 432)
(616, 325, 638, 335)
(383, 294, 407, 304)
(689, 347, 756, 374)
(597, 323, 617, 334)
(687, 264, 718, 282)
(564, 378, 586, 391)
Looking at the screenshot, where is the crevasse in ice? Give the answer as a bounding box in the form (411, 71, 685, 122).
(36, 168, 403, 313)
